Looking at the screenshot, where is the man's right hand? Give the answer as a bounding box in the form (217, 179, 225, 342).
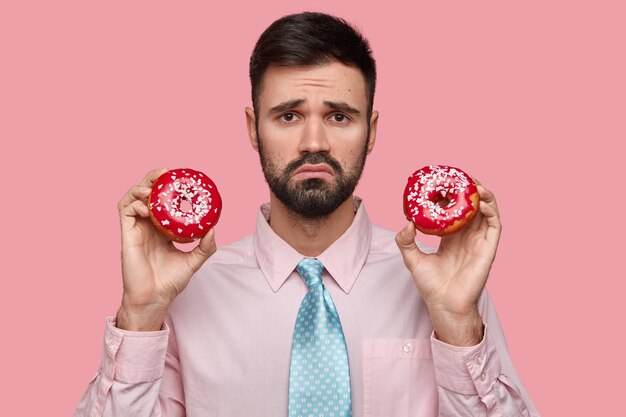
(115, 168, 217, 331)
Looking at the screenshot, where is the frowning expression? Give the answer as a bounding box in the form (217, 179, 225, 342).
(246, 61, 378, 217)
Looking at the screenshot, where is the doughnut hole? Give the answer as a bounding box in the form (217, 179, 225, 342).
(433, 192, 452, 208)
(180, 199, 193, 213)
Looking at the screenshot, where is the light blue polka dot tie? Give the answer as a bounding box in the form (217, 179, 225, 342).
(288, 258, 352, 417)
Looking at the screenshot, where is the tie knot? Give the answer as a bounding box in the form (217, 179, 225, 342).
(296, 258, 324, 288)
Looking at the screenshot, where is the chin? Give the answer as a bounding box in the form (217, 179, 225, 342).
(298, 177, 330, 190)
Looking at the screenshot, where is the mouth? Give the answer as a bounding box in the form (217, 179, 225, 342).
(292, 164, 335, 180)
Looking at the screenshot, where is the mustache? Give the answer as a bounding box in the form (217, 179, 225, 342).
(284, 153, 344, 177)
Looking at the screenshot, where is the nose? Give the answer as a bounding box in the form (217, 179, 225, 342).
(298, 117, 330, 154)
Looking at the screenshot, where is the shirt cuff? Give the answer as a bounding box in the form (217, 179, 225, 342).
(100, 317, 170, 384)
(430, 324, 502, 396)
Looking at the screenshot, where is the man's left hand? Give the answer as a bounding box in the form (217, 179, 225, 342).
(395, 184, 502, 346)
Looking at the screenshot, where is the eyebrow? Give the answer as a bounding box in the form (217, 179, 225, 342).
(323, 101, 361, 115)
(268, 99, 361, 115)
(269, 99, 305, 114)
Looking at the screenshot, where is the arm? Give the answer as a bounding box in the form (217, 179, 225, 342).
(396, 185, 540, 416)
(430, 291, 540, 416)
(73, 318, 185, 417)
(74, 169, 217, 416)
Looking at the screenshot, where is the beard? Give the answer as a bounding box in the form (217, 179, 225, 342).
(257, 133, 369, 219)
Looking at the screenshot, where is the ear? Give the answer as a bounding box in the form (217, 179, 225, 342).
(245, 107, 259, 152)
(366, 110, 379, 155)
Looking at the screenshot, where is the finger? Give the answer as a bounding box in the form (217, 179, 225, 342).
(120, 200, 150, 230)
(118, 186, 152, 211)
(139, 168, 169, 188)
(187, 228, 217, 273)
(121, 199, 150, 217)
(395, 221, 426, 270)
(477, 185, 499, 216)
(476, 185, 501, 241)
(477, 186, 499, 220)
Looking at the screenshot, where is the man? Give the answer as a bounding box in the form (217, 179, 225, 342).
(75, 12, 539, 417)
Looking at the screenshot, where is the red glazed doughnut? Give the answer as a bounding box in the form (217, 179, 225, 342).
(148, 168, 222, 243)
(403, 165, 479, 236)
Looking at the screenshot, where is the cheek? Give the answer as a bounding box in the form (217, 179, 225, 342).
(335, 135, 368, 165)
(258, 126, 296, 162)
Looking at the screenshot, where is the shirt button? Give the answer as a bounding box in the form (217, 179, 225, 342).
(403, 343, 412, 353)
(475, 355, 483, 365)
(480, 372, 487, 381)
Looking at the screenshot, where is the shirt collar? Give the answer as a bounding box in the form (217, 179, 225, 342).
(253, 197, 373, 294)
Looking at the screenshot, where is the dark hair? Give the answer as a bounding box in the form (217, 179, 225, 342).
(249, 12, 377, 118)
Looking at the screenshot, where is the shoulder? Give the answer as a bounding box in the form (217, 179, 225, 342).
(369, 223, 435, 256)
(188, 233, 258, 284)
(203, 234, 256, 267)
(173, 234, 257, 304)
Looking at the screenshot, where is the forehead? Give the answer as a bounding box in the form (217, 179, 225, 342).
(258, 61, 368, 111)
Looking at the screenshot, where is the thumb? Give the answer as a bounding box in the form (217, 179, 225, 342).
(395, 221, 425, 269)
(187, 228, 217, 273)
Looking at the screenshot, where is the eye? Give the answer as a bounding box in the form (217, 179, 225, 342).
(330, 113, 349, 123)
(278, 112, 299, 123)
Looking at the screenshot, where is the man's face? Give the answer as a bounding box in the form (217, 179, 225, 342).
(246, 61, 378, 218)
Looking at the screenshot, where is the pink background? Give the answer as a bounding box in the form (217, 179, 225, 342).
(1, 1, 624, 415)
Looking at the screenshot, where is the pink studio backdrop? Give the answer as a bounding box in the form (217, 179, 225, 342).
(1, 1, 624, 415)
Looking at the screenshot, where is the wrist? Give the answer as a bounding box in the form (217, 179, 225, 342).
(429, 307, 484, 347)
(116, 298, 170, 331)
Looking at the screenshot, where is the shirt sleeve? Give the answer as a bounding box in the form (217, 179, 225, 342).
(430, 291, 541, 417)
(73, 317, 185, 417)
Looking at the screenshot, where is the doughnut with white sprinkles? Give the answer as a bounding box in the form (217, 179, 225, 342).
(403, 165, 479, 236)
(148, 168, 222, 243)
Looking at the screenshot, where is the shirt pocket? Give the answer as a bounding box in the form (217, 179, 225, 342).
(362, 338, 437, 417)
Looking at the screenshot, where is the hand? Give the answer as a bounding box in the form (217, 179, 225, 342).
(395, 185, 501, 346)
(116, 168, 217, 331)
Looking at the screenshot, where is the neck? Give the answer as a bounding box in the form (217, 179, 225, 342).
(268, 194, 356, 257)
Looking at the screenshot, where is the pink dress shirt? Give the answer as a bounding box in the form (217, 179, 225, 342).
(74, 199, 540, 416)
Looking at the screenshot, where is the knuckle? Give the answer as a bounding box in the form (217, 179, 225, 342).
(133, 200, 147, 211)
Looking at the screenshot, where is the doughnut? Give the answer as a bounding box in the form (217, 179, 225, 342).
(403, 165, 479, 236)
(148, 168, 222, 243)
